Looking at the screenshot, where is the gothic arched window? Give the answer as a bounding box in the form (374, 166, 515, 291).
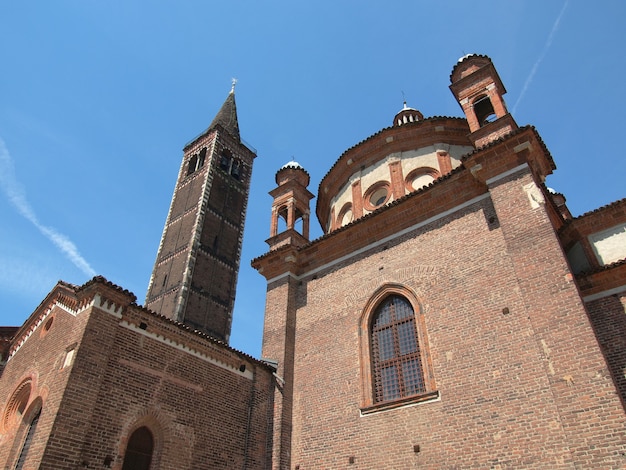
(360, 287, 437, 413)
(14, 408, 41, 470)
(122, 426, 154, 470)
(371, 295, 425, 402)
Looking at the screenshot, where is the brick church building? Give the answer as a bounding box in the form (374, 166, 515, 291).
(1, 55, 625, 469)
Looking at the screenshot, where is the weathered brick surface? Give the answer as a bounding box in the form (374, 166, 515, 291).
(258, 166, 626, 468)
(146, 108, 255, 343)
(0, 284, 91, 469)
(585, 293, 626, 408)
(0, 280, 274, 469)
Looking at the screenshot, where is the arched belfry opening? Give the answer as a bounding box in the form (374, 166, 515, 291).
(472, 94, 496, 127)
(267, 161, 315, 250)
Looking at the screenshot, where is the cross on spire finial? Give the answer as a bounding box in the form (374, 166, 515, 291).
(231, 77, 238, 93)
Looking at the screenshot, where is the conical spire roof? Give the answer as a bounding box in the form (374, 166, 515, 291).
(209, 88, 240, 141)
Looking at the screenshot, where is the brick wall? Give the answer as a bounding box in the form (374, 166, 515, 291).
(0, 279, 274, 469)
(0, 284, 91, 469)
(260, 166, 626, 468)
(585, 293, 626, 408)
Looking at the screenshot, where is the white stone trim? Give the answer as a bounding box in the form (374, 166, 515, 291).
(359, 391, 441, 417)
(8, 296, 99, 361)
(92, 294, 124, 318)
(583, 285, 626, 302)
(265, 193, 491, 284)
(485, 163, 529, 186)
(120, 321, 253, 380)
(265, 271, 299, 284)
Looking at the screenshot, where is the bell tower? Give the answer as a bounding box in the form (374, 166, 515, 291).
(145, 83, 256, 343)
(449, 54, 518, 148)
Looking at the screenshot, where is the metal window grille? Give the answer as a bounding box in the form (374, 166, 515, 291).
(371, 296, 425, 403)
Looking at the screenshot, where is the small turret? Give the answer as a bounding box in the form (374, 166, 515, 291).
(449, 54, 518, 147)
(267, 161, 315, 251)
(393, 102, 424, 127)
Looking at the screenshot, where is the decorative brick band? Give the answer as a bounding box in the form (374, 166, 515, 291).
(485, 163, 529, 186)
(120, 321, 253, 380)
(264, 193, 491, 285)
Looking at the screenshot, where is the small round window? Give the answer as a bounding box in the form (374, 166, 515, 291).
(370, 188, 388, 207)
(363, 183, 391, 211)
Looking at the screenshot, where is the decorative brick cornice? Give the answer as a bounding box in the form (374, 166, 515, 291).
(577, 260, 626, 300)
(449, 53, 492, 83)
(559, 198, 626, 250)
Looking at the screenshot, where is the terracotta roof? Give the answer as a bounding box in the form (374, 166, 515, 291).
(563, 197, 626, 224)
(251, 163, 467, 266)
(575, 257, 626, 277)
(253, 124, 552, 266)
(449, 53, 492, 82)
(8, 275, 271, 370)
(81, 275, 137, 303)
(458, 124, 555, 169)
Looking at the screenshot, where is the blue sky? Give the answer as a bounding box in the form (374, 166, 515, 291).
(1, 1, 624, 357)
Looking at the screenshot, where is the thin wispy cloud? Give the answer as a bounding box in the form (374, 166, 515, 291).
(512, 0, 569, 114)
(0, 137, 96, 277)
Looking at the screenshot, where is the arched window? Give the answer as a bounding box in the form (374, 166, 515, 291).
(14, 408, 41, 470)
(3, 379, 31, 431)
(360, 287, 437, 413)
(231, 159, 241, 179)
(371, 295, 425, 402)
(473, 94, 497, 127)
(197, 148, 206, 169)
(122, 426, 154, 470)
(220, 151, 232, 171)
(336, 202, 353, 228)
(405, 167, 441, 193)
(187, 155, 198, 175)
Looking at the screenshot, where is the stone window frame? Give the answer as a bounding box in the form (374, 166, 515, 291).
(359, 284, 437, 414)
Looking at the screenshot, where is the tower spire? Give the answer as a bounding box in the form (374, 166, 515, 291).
(208, 83, 241, 141)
